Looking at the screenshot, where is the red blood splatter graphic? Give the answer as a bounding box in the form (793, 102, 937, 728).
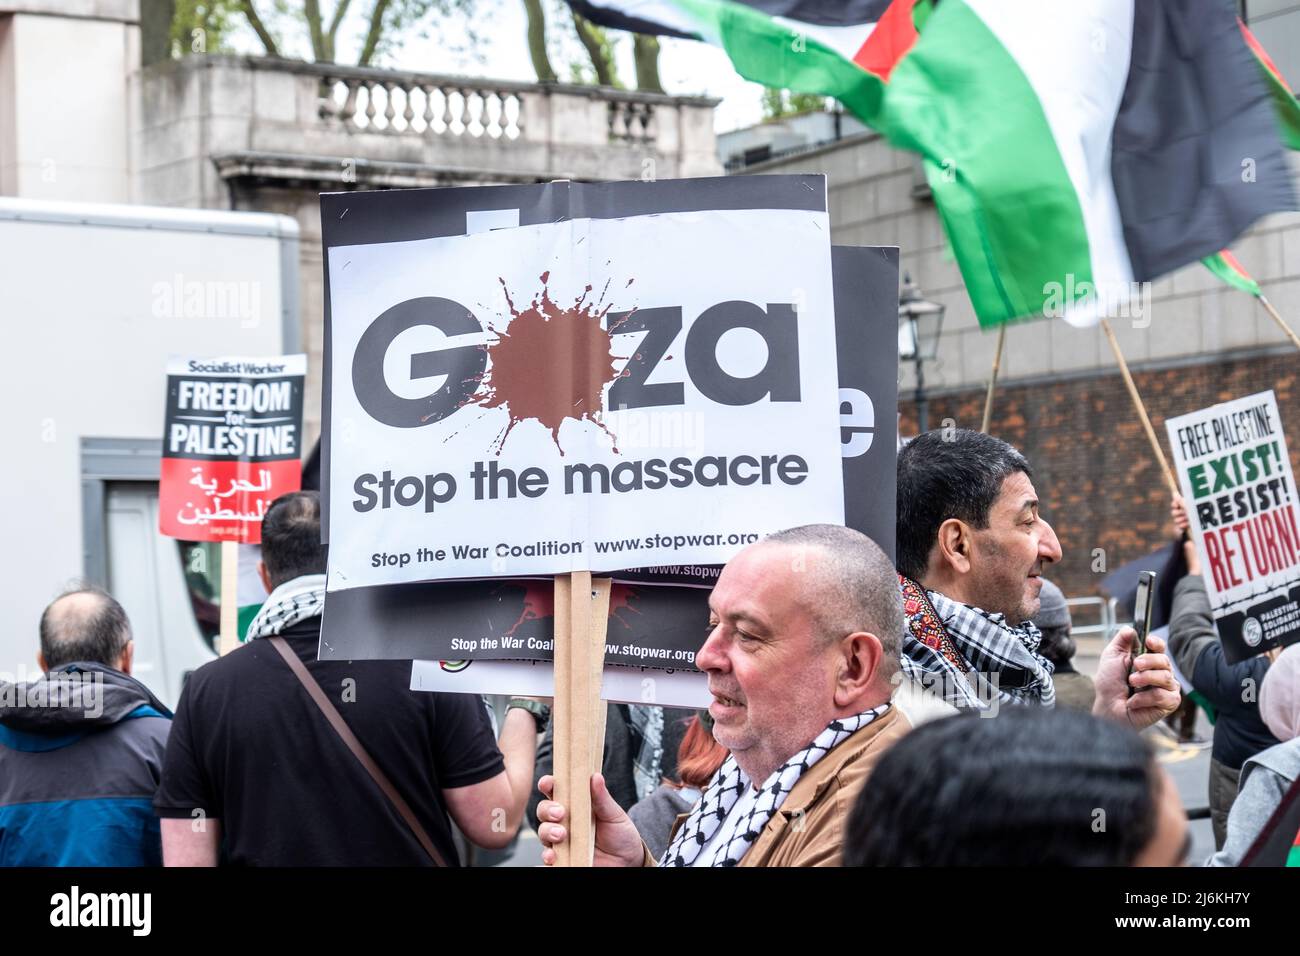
(608, 584, 642, 630)
(503, 580, 555, 637)
(498, 581, 642, 636)
(471, 272, 628, 455)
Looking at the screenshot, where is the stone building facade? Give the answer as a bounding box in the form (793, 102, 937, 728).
(1, 0, 722, 441)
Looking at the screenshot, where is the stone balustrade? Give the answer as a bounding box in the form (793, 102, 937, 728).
(136, 55, 720, 206)
(308, 60, 668, 144)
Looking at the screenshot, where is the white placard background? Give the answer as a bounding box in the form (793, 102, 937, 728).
(1166, 389, 1299, 612)
(410, 659, 711, 708)
(327, 209, 843, 587)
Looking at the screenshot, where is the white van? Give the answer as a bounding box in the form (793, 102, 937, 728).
(0, 197, 300, 708)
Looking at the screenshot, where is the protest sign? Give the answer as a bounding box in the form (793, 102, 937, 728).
(319, 230, 898, 666)
(159, 354, 306, 543)
(318, 177, 894, 866)
(159, 354, 305, 654)
(406, 243, 897, 702)
(1167, 390, 1300, 663)
(325, 196, 843, 586)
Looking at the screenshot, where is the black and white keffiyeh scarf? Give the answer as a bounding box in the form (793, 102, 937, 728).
(898, 576, 1055, 711)
(244, 574, 326, 641)
(659, 704, 891, 867)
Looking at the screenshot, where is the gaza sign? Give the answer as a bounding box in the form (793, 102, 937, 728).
(325, 205, 845, 586)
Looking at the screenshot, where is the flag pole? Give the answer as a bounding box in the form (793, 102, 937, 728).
(1099, 319, 1180, 498)
(980, 325, 1006, 433)
(1258, 294, 1300, 352)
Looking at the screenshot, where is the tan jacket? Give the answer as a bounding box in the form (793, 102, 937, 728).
(648, 705, 911, 867)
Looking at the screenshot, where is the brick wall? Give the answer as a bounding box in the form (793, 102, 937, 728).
(897, 350, 1300, 601)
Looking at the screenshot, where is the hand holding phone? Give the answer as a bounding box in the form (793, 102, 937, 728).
(1129, 570, 1156, 694)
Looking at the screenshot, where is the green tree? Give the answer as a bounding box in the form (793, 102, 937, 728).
(760, 87, 827, 120)
(170, 0, 243, 56)
(570, 9, 619, 87)
(182, 0, 663, 91)
(632, 33, 662, 93)
(548, 0, 661, 92)
(219, 0, 476, 66)
(523, 0, 558, 82)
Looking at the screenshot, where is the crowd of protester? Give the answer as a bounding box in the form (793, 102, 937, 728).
(3, 428, 1297, 867)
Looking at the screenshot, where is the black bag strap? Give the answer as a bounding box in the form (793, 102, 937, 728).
(267, 636, 447, 866)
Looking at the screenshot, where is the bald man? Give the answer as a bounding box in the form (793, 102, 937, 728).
(0, 588, 171, 866)
(536, 524, 911, 867)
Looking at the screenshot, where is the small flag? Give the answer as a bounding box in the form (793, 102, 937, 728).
(1199, 22, 1298, 300)
(1241, 19, 1300, 150)
(1201, 250, 1262, 298)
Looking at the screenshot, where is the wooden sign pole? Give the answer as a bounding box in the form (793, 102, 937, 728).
(1259, 294, 1300, 352)
(1100, 318, 1181, 498)
(218, 540, 240, 656)
(552, 570, 611, 867)
(980, 325, 1007, 434)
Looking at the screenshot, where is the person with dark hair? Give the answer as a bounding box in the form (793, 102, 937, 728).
(894, 429, 1179, 731)
(154, 490, 538, 866)
(1, 587, 172, 865)
(844, 708, 1189, 866)
(535, 524, 911, 867)
(1031, 579, 1095, 712)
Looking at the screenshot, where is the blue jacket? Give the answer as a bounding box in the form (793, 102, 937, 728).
(0, 662, 171, 866)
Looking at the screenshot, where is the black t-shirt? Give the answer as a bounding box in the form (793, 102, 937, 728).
(154, 619, 504, 866)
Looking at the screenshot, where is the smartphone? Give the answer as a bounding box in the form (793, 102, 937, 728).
(1130, 571, 1157, 694)
(1132, 571, 1156, 655)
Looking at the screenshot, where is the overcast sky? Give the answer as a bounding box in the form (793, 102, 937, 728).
(221, 0, 769, 132)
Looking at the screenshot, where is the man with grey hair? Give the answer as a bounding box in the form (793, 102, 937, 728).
(0, 588, 171, 865)
(535, 524, 909, 867)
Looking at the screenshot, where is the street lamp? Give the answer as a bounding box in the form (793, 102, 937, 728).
(897, 273, 946, 435)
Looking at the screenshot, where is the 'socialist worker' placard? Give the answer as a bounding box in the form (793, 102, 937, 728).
(159, 354, 307, 543)
(326, 206, 844, 587)
(1167, 390, 1300, 663)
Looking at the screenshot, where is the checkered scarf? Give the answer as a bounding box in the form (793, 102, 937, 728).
(245, 574, 327, 641)
(659, 704, 891, 868)
(899, 576, 1055, 710)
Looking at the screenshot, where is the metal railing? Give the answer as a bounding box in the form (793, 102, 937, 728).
(1066, 595, 1119, 639)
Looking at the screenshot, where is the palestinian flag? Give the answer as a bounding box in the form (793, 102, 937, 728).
(573, 0, 1297, 328)
(1200, 20, 1300, 298)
